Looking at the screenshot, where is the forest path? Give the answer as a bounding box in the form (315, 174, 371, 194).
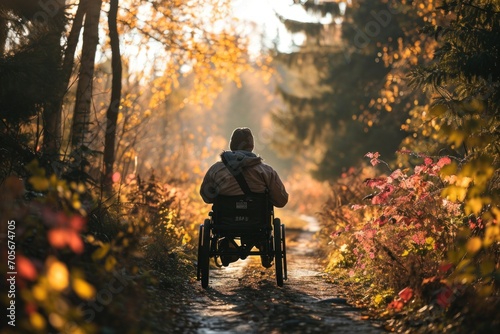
(181, 217, 386, 333)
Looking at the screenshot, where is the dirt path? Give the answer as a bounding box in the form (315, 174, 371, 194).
(180, 221, 386, 333)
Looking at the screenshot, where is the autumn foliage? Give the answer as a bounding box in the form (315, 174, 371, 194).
(320, 151, 499, 330)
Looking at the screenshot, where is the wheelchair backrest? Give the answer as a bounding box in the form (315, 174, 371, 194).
(212, 193, 272, 230)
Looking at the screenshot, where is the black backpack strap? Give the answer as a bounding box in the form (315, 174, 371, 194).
(221, 153, 252, 195)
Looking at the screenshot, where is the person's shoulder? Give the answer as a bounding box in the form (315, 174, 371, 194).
(255, 161, 278, 173)
(208, 161, 225, 171)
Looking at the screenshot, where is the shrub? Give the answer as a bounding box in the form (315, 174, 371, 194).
(321, 151, 499, 330)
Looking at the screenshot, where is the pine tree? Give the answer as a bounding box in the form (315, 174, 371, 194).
(404, 0, 500, 174)
(271, 0, 423, 179)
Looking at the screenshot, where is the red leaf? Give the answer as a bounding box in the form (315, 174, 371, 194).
(364, 177, 387, 189)
(67, 231, 84, 254)
(439, 263, 453, 273)
(48, 229, 68, 248)
(398, 287, 414, 302)
(112, 172, 121, 183)
(18, 255, 38, 281)
(388, 299, 404, 312)
(437, 156, 452, 168)
(365, 152, 380, 159)
(389, 169, 403, 180)
(69, 215, 85, 231)
(436, 286, 453, 308)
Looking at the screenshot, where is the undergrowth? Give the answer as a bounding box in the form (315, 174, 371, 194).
(319, 151, 500, 333)
(0, 158, 201, 333)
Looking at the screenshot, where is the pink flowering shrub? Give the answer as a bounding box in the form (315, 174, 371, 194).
(321, 151, 500, 315)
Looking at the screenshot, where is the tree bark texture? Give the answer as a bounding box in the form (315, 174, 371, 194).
(103, 0, 122, 193)
(41, 3, 69, 158)
(43, 1, 86, 160)
(70, 0, 103, 154)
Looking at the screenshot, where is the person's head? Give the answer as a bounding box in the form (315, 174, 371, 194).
(229, 127, 254, 152)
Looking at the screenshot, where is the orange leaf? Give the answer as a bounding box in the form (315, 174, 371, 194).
(18, 255, 37, 281)
(398, 287, 413, 302)
(48, 229, 67, 248)
(67, 231, 84, 254)
(69, 215, 85, 231)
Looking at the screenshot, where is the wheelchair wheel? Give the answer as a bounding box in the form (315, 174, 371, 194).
(273, 218, 285, 287)
(198, 219, 211, 289)
(281, 223, 288, 281)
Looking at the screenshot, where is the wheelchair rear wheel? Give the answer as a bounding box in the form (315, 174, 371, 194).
(197, 219, 211, 289)
(273, 218, 287, 287)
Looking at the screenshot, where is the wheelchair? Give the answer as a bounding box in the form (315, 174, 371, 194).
(197, 192, 288, 288)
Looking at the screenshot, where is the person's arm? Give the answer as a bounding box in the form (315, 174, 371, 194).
(267, 170, 288, 208)
(200, 168, 218, 203)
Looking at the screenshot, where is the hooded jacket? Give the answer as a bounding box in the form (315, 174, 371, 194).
(200, 150, 289, 208)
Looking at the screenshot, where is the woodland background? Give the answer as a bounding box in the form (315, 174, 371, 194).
(0, 0, 499, 333)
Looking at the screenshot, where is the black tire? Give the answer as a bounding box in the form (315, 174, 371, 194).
(273, 218, 284, 287)
(197, 225, 203, 281)
(199, 219, 211, 289)
(281, 223, 288, 281)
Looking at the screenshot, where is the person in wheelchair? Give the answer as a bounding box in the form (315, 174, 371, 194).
(200, 127, 288, 267)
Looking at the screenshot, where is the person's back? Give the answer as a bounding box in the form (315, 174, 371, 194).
(200, 127, 288, 208)
(200, 127, 288, 267)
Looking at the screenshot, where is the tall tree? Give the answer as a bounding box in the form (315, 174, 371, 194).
(407, 0, 500, 156)
(103, 0, 122, 193)
(45, 1, 87, 159)
(0, 0, 67, 157)
(271, 0, 425, 180)
(70, 0, 103, 159)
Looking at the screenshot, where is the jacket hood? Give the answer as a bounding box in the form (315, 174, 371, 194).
(221, 150, 262, 173)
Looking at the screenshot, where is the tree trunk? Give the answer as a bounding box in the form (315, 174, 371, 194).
(70, 0, 103, 156)
(103, 0, 122, 193)
(42, 28, 66, 159)
(43, 1, 86, 160)
(0, 16, 7, 54)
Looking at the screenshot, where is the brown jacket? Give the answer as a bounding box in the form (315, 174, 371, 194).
(200, 151, 288, 208)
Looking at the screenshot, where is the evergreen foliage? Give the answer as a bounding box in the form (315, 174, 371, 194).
(408, 0, 500, 148)
(271, 0, 418, 180)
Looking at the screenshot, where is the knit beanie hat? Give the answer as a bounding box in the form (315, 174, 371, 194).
(229, 127, 254, 151)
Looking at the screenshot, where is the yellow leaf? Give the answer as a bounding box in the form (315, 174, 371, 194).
(440, 162, 457, 176)
(92, 243, 110, 261)
(373, 294, 384, 305)
(447, 129, 466, 147)
(30, 312, 46, 330)
(48, 312, 65, 329)
(477, 285, 493, 297)
(26, 159, 45, 176)
(105, 255, 117, 272)
(32, 284, 47, 301)
(466, 237, 482, 254)
(430, 104, 447, 117)
(480, 260, 495, 276)
(455, 273, 476, 285)
(73, 277, 96, 300)
(465, 198, 483, 215)
(456, 259, 471, 272)
(72, 199, 82, 210)
(484, 225, 500, 247)
(29, 176, 50, 191)
(491, 207, 500, 222)
(441, 185, 467, 202)
(47, 258, 69, 291)
(467, 99, 485, 113)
